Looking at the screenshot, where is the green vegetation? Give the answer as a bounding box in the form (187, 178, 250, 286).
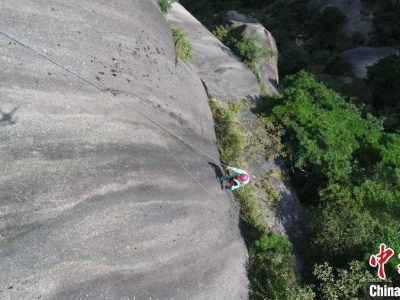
(210, 100, 312, 299)
(212, 24, 236, 42)
(313, 261, 376, 299)
(213, 24, 274, 74)
(270, 71, 384, 186)
(157, 0, 177, 14)
(171, 27, 193, 61)
(210, 100, 265, 231)
(249, 232, 314, 300)
(266, 70, 400, 294)
(183, 0, 344, 75)
(366, 54, 400, 131)
(370, 1, 400, 46)
(231, 33, 274, 73)
(262, 181, 281, 203)
(183, 0, 400, 297)
(208, 64, 399, 300)
(243, 117, 285, 161)
(209, 69, 398, 299)
(258, 79, 270, 97)
(161, 2, 193, 62)
(209, 100, 244, 166)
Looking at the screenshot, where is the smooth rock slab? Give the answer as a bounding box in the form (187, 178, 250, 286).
(168, 3, 260, 101)
(340, 47, 398, 78)
(0, 0, 248, 299)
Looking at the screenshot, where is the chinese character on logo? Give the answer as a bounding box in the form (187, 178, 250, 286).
(369, 243, 394, 279)
(398, 254, 400, 274)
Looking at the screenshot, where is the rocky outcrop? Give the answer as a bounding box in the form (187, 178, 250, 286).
(339, 47, 398, 78)
(308, 0, 373, 40)
(226, 11, 280, 94)
(167, 4, 260, 101)
(0, 0, 248, 299)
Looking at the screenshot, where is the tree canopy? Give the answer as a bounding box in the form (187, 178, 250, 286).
(367, 54, 400, 131)
(269, 71, 400, 273)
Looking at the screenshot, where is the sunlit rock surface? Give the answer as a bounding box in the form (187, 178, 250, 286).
(0, 0, 248, 299)
(225, 11, 280, 94)
(168, 3, 260, 101)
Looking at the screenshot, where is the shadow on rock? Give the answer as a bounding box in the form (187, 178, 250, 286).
(268, 78, 281, 93)
(208, 162, 224, 190)
(0, 107, 18, 126)
(273, 187, 302, 243)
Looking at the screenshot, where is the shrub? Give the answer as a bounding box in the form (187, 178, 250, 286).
(171, 27, 193, 61)
(249, 240, 315, 300)
(254, 231, 292, 252)
(209, 100, 244, 166)
(210, 99, 311, 299)
(366, 54, 400, 131)
(214, 27, 275, 74)
(209, 100, 266, 231)
(232, 33, 274, 72)
(371, 2, 400, 46)
(258, 79, 269, 97)
(235, 184, 267, 232)
(212, 24, 236, 42)
(271, 71, 383, 185)
(242, 112, 285, 161)
(263, 181, 282, 203)
(313, 261, 375, 299)
(157, 0, 177, 14)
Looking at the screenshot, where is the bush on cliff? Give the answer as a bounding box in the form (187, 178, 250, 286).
(171, 26, 193, 61)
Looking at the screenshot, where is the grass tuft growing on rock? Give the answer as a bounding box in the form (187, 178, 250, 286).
(157, 0, 177, 14)
(262, 181, 282, 203)
(210, 100, 243, 166)
(232, 33, 274, 73)
(210, 99, 266, 231)
(209, 99, 314, 300)
(171, 26, 193, 61)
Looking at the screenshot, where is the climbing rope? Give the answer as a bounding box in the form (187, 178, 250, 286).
(0, 28, 241, 212)
(0, 28, 221, 166)
(0, 29, 106, 93)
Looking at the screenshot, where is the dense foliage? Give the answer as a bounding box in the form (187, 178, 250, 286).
(210, 100, 313, 299)
(370, 1, 400, 46)
(366, 54, 400, 131)
(182, 0, 400, 297)
(313, 261, 376, 299)
(268, 71, 400, 290)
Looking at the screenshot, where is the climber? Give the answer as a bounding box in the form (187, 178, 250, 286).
(218, 166, 250, 191)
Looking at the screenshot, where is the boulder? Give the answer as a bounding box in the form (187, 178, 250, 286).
(225, 11, 259, 24)
(0, 0, 248, 299)
(167, 4, 260, 101)
(339, 47, 398, 78)
(226, 11, 280, 94)
(308, 0, 373, 40)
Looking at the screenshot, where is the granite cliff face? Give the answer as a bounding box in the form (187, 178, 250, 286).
(225, 11, 280, 94)
(0, 0, 248, 299)
(339, 47, 399, 79)
(309, 0, 399, 80)
(167, 4, 261, 101)
(308, 0, 373, 39)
